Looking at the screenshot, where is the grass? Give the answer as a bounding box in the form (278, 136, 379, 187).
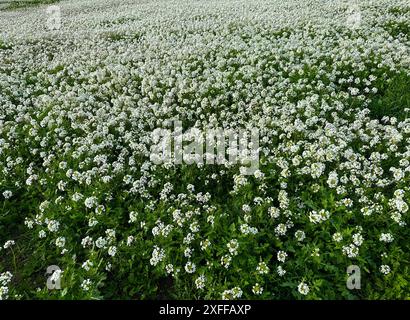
(368, 71, 410, 121)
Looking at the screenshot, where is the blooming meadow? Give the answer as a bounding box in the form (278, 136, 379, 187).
(0, 0, 410, 300)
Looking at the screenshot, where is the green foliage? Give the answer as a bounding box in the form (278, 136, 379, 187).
(0, 0, 59, 11)
(368, 72, 410, 121)
(1, 0, 410, 301)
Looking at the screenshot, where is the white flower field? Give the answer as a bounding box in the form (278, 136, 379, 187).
(0, 0, 410, 299)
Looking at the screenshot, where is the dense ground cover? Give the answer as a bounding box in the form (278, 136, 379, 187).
(0, 0, 410, 299)
(0, 0, 59, 11)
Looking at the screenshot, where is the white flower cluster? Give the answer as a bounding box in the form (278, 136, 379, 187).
(0, 0, 409, 299)
(0, 272, 13, 300)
